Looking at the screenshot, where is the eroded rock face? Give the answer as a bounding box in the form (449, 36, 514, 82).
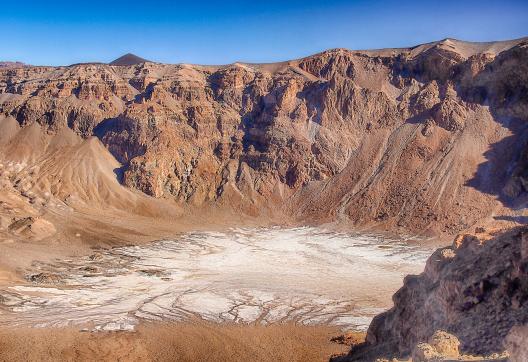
(1, 38, 527, 233)
(364, 227, 528, 357)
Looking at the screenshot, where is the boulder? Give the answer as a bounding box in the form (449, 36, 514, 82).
(428, 330, 460, 358)
(412, 342, 440, 361)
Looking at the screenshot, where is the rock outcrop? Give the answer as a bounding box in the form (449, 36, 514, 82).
(353, 227, 528, 359)
(1, 38, 527, 234)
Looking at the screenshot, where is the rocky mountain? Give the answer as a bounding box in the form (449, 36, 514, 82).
(0, 37, 527, 235)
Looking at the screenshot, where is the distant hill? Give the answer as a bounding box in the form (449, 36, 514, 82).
(0, 61, 25, 68)
(109, 53, 150, 66)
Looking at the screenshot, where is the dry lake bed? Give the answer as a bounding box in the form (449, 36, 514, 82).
(0, 227, 432, 332)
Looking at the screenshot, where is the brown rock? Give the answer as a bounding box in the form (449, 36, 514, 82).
(28, 272, 62, 284)
(364, 227, 528, 357)
(412, 342, 440, 362)
(427, 330, 460, 358)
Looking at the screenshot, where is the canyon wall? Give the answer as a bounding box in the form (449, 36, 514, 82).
(1, 38, 527, 234)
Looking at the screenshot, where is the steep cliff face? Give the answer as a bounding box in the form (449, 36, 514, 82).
(352, 226, 528, 359)
(0, 38, 527, 233)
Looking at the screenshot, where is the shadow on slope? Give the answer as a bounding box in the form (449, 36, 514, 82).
(461, 42, 528, 213)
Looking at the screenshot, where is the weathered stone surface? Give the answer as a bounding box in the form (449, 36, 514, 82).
(412, 342, 440, 362)
(364, 227, 528, 357)
(428, 330, 460, 358)
(505, 325, 528, 362)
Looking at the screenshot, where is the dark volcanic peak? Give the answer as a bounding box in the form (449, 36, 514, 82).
(109, 53, 150, 66)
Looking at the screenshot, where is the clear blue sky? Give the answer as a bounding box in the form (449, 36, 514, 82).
(1, 0, 527, 66)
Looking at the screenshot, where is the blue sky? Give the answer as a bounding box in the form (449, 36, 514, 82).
(1, 0, 527, 65)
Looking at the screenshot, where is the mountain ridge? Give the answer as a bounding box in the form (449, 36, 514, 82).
(0, 36, 527, 237)
(2, 36, 527, 68)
